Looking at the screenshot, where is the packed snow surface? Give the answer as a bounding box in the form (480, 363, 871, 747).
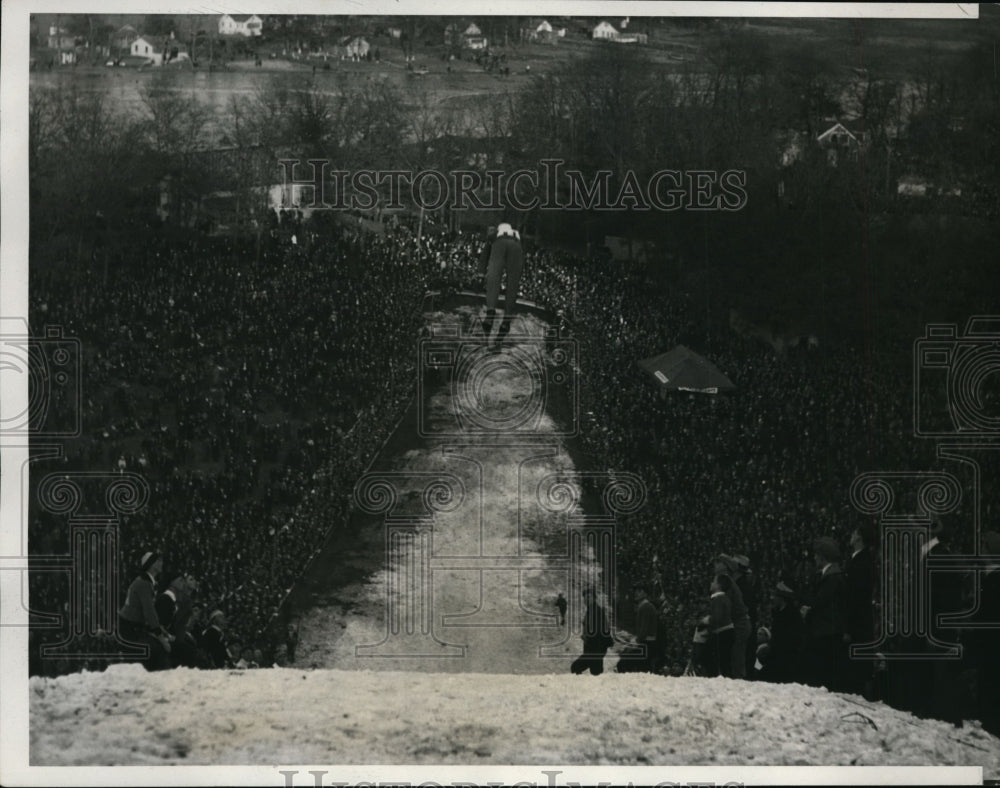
(30, 664, 1000, 771)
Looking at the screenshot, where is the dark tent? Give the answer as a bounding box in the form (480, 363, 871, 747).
(638, 345, 735, 394)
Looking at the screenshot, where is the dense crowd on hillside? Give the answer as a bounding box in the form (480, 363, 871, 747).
(27, 211, 999, 733)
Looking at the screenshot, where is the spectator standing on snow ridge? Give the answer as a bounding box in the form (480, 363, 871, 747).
(617, 583, 660, 673)
(156, 574, 203, 668)
(556, 592, 567, 626)
(713, 554, 751, 679)
(801, 536, 848, 692)
(707, 575, 735, 678)
(118, 551, 171, 671)
(761, 581, 803, 684)
(571, 588, 613, 676)
(200, 609, 232, 669)
(844, 523, 877, 696)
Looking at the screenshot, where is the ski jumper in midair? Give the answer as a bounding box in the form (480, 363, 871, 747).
(480, 222, 523, 341)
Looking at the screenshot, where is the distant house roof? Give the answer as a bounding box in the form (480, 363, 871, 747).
(816, 120, 865, 145)
(224, 14, 257, 23)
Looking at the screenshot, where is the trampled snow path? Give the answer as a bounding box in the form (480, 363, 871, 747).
(29, 664, 1000, 771)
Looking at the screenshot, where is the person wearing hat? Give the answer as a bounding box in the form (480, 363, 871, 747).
(616, 583, 661, 674)
(801, 535, 848, 691)
(118, 551, 171, 671)
(844, 523, 877, 696)
(706, 575, 736, 678)
(479, 221, 523, 344)
(761, 581, 803, 684)
(199, 609, 232, 669)
(156, 574, 201, 668)
(712, 555, 751, 679)
(571, 587, 613, 676)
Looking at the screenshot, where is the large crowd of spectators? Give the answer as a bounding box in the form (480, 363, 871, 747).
(27, 210, 999, 733)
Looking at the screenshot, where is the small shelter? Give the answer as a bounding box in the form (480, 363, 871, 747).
(638, 346, 734, 394)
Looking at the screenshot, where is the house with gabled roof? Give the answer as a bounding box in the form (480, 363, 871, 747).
(592, 20, 619, 40)
(219, 14, 263, 37)
(130, 34, 189, 66)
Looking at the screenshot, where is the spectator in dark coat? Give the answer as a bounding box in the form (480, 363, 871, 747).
(199, 609, 232, 669)
(801, 536, 848, 691)
(156, 574, 203, 668)
(714, 557, 751, 679)
(571, 588, 614, 676)
(761, 581, 803, 684)
(617, 583, 660, 673)
(556, 592, 567, 626)
(844, 523, 877, 696)
(118, 551, 171, 671)
(707, 575, 735, 678)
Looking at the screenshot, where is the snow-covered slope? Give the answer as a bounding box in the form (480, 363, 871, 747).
(29, 664, 1000, 772)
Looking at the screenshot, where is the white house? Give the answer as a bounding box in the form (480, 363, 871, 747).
(218, 14, 263, 37)
(816, 120, 867, 166)
(592, 20, 618, 40)
(131, 34, 189, 66)
(523, 19, 565, 42)
(131, 35, 165, 65)
(816, 121, 860, 148)
(343, 36, 370, 59)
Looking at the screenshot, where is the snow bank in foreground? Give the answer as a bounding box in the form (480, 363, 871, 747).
(29, 665, 1000, 772)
